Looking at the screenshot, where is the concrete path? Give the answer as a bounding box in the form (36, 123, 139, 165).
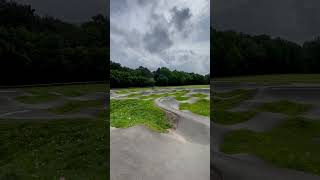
(110, 88, 210, 180)
(0, 89, 106, 120)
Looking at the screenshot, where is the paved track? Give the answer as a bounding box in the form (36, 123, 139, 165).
(212, 83, 320, 180)
(0, 89, 106, 120)
(110, 88, 210, 180)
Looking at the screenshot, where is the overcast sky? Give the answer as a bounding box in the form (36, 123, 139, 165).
(212, 0, 320, 43)
(111, 0, 210, 75)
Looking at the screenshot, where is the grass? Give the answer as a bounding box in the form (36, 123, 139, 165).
(214, 89, 254, 99)
(213, 89, 256, 111)
(49, 100, 103, 114)
(191, 93, 208, 98)
(110, 99, 171, 133)
(15, 83, 108, 104)
(113, 85, 208, 94)
(175, 96, 190, 101)
(16, 94, 60, 104)
(22, 83, 108, 97)
(180, 99, 210, 117)
(214, 74, 320, 84)
(212, 110, 257, 124)
(0, 118, 108, 179)
(124, 90, 191, 100)
(258, 100, 312, 116)
(221, 117, 320, 175)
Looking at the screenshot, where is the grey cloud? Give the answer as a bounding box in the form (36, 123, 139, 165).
(137, 0, 149, 6)
(170, 7, 192, 31)
(111, 0, 209, 74)
(143, 25, 173, 53)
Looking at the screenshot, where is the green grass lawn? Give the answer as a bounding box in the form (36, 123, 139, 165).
(111, 99, 171, 133)
(180, 99, 210, 117)
(215, 74, 320, 84)
(15, 84, 108, 104)
(114, 85, 208, 94)
(214, 89, 254, 99)
(258, 100, 312, 116)
(213, 89, 256, 111)
(0, 118, 108, 180)
(16, 94, 60, 104)
(191, 93, 208, 98)
(212, 110, 257, 124)
(22, 84, 108, 97)
(1, 84, 109, 179)
(125, 90, 190, 101)
(221, 117, 320, 175)
(175, 96, 190, 101)
(49, 100, 104, 114)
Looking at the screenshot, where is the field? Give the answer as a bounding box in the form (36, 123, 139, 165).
(111, 85, 210, 132)
(0, 84, 108, 179)
(212, 76, 320, 178)
(214, 74, 320, 84)
(110, 85, 210, 179)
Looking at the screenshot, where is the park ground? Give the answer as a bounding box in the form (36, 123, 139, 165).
(110, 85, 210, 180)
(212, 74, 320, 179)
(0, 84, 108, 179)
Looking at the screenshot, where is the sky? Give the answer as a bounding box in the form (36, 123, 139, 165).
(110, 0, 210, 75)
(212, 0, 320, 44)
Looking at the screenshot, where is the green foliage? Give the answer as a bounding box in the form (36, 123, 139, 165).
(111, 62, 209, 88)
(212, 28, 320, 77)
(0, 1, 108, 85)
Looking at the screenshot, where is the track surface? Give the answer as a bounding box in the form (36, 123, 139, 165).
(0, 89, 106, 120)
(212, 82, 320, 180)
(110, 88, 210, 180)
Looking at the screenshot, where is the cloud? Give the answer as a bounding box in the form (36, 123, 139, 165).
(143, 24, 173, 53)
(111, 0, 210, 75)
(170, 7, 192, 31)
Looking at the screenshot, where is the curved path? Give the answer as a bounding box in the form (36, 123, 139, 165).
(110, 88, 210, 180)
(0, 89, 106, 120)
(212, 84, 320, 180)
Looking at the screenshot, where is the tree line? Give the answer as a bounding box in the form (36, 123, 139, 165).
(0, 0, 108, 86)
(111, 61, 210, 88)
(212, 28, 320, 77)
